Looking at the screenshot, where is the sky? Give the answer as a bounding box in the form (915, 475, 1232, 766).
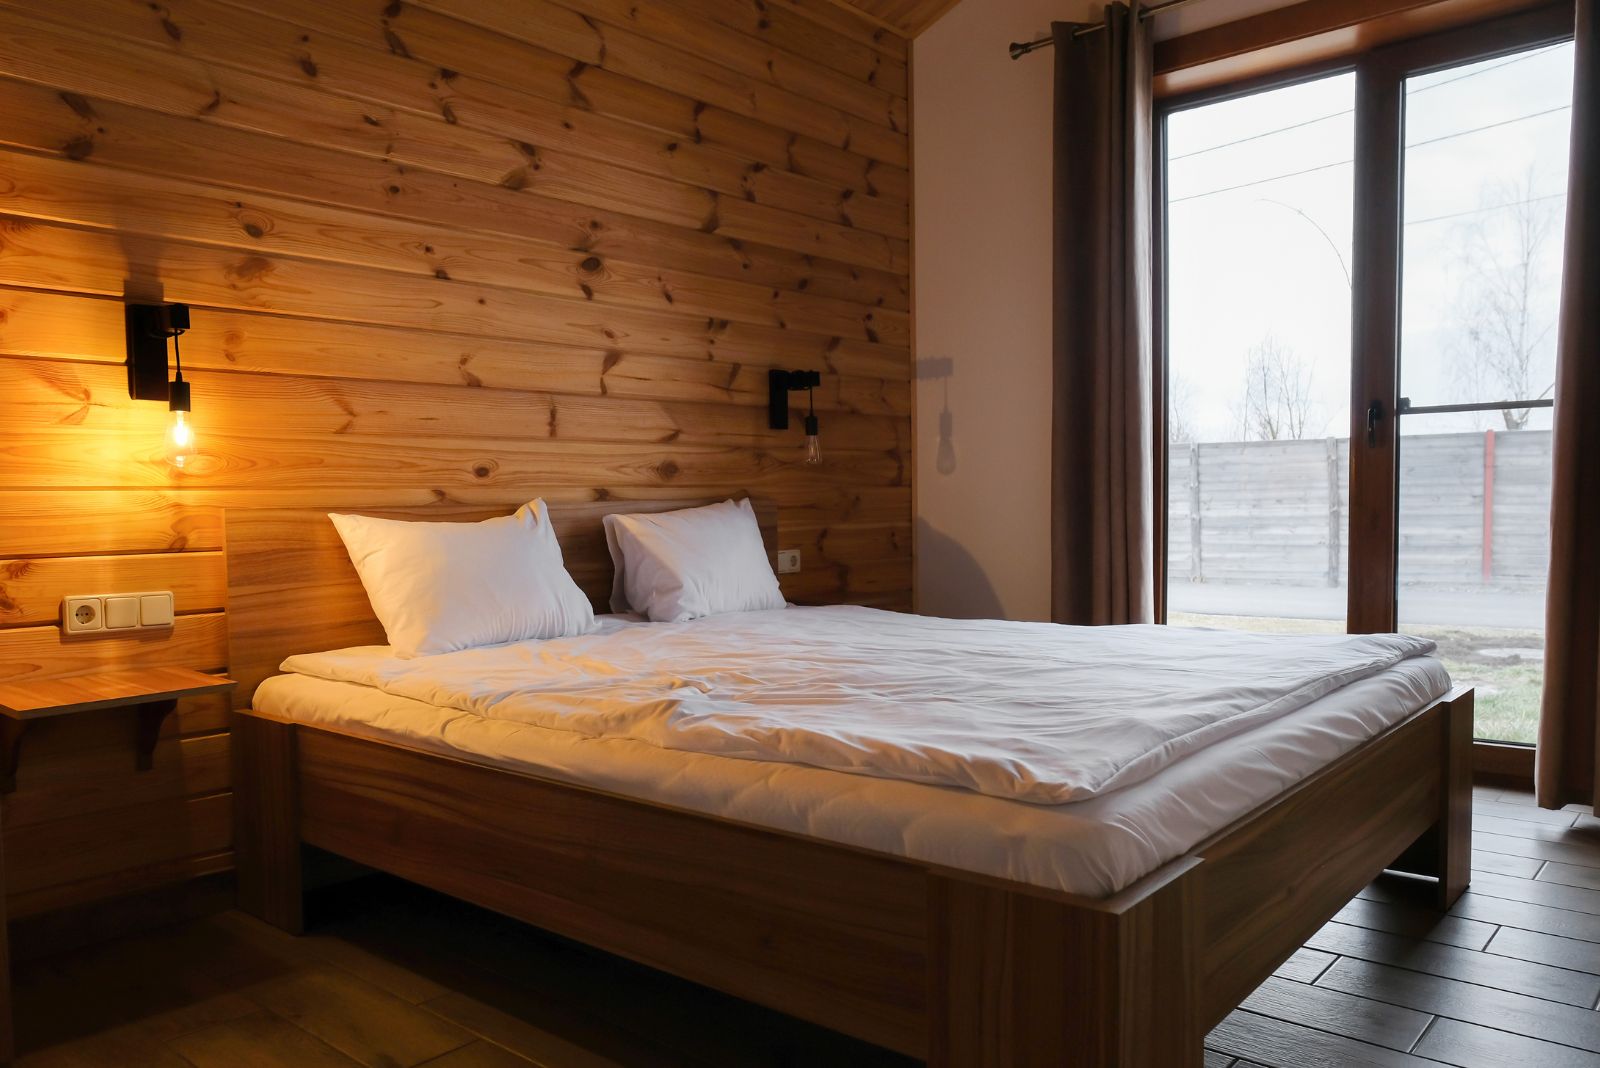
(1164, 42, 1575, 444)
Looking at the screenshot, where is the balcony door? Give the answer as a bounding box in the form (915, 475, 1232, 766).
(1158, 6, 1576, 745)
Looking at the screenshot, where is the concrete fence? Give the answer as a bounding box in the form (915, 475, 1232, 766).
(1167, 429, 1552, 589)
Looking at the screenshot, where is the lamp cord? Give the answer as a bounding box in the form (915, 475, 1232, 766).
(171, 329, 184, 382)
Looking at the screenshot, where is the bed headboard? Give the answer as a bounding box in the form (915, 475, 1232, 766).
(225, 495, 777, 708)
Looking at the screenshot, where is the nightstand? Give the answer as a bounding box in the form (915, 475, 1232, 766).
(0, 667, 233, 1066)
(0, 667, 235, 794)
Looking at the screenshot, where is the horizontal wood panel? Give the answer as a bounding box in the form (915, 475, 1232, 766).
(223, 0, 910, 203)
(0, 289, 909, 412)
(538, 0, 908, 131)
(9, 0, 909, 241)
(0, 215, 906, 371)
(773, 0, 911, 57)
(0, 550, 226, 626)
(3, 729, 229, 827)
(0, 79, 909, 314)
(0, 490, 222, 557)
(9, 849, 233, 920)
(0, 612, 227, 681)
(418, 0, 909, 166)
(668, 0, 908, 97)
(5, 791, 232, 898)
(0, 483, 912, 525)
(4, 357, 908, 457)
(0, 6, 908, 273)
(0, 426, 906, 492)
(0, 151, 908, 345)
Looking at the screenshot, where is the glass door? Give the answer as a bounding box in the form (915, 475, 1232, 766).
(1390, 40, 1575, 742)
(1159, 5, 1575, 747)
(1161, 72, 1357, 635)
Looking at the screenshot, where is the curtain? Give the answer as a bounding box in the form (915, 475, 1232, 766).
(1050, 5, 1156, 626)
(1538, 0, 1600, 811)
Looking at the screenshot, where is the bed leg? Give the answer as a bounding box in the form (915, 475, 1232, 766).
(232, 712, 304, 934)
(1391, 689, 1474, 910)
(1434, 689, 1473, 908)
(927, 861, 1202, 1067)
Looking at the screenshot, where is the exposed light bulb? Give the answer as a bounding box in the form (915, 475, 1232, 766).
(803, 412, 821, 465)
(166, 371, 194, 469)
(166, 408, 195, 469)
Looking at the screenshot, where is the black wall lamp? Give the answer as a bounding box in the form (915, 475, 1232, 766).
(126, 302, 197, 468)
(768, 369, 822, 465)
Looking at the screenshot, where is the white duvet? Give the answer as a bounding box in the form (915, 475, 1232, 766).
(281, 605, 1436, 805)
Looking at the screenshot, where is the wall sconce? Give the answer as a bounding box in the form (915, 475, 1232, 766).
(126, 302, 196, 468)
(768, 369, 822, 465)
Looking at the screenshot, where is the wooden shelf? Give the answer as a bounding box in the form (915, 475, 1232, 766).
(0, 667, 234, 793)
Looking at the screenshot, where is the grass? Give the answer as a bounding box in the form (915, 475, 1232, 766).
(1168, 611, 1542, 745)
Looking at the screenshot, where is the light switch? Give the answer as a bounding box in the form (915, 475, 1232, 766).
(139, 592, 175, 627)
(104, 596, 140, 630)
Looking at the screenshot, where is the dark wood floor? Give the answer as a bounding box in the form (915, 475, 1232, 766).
(12, 785, 1600, 1067)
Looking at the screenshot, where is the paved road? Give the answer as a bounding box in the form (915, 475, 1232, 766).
(1168, 581, 1546, 631)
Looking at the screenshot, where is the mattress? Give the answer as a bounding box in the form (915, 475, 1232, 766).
(254, 610, 1451, 897)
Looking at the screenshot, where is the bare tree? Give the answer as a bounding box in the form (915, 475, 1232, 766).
(1167, 373, 1199, 445)
(1451, 172, 1560, 430)
(1236, 335, 1319, 441)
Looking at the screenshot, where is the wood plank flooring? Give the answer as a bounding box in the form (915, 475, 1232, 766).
(11, 786, 1599, 1067)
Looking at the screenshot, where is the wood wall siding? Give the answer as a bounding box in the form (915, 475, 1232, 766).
(0, 0, 910, 915)
(0, 516, 232, 918)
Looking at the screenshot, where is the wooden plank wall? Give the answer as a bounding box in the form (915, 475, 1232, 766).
(0, 0, 911, 916)
(0, 508, 232, 918)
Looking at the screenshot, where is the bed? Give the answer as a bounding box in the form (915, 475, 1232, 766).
(227, 495, 1472, 1068)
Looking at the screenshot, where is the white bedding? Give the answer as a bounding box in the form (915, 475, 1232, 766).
(276, 606, 1435, 804)
(256, 607, 1451, 897)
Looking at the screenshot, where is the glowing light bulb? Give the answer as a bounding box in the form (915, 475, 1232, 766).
(166, 409, 195, 469)
(165, 372, 194, 469)
(803, 413, 821, 465)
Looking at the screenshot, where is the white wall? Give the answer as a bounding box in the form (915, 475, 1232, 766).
(911, 0, 1296, 620)
(912, 0, 1094, 621)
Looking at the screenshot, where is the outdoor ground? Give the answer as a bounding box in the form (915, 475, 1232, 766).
(1170, 582, 1544, 744)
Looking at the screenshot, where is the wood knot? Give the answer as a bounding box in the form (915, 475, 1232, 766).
(236, 209, 271, 240)
(59, 92, 96, 120)
(580, 256, 602, 273)
(225, 256, 273, 283)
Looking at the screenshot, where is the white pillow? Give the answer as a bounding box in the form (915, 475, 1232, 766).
(604, 499, 785, 622)
(329, 500, 596, 657)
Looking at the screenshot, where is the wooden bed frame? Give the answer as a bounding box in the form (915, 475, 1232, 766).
(227, 495, 1473, 1067)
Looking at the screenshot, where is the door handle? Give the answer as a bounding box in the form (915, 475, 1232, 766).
(1366, 399, 1384, 447)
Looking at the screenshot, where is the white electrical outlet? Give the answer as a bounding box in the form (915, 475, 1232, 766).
(63, 596, 104, 634)
(776, 549, 801, 574)
(61, 591, 175, 636)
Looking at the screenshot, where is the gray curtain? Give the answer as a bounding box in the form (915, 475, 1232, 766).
(1050, 5, 1155, 626)
(1538, 0, 1600, 811)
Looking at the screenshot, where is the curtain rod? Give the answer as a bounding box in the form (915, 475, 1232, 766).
(1008, 0, 1201, 59)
